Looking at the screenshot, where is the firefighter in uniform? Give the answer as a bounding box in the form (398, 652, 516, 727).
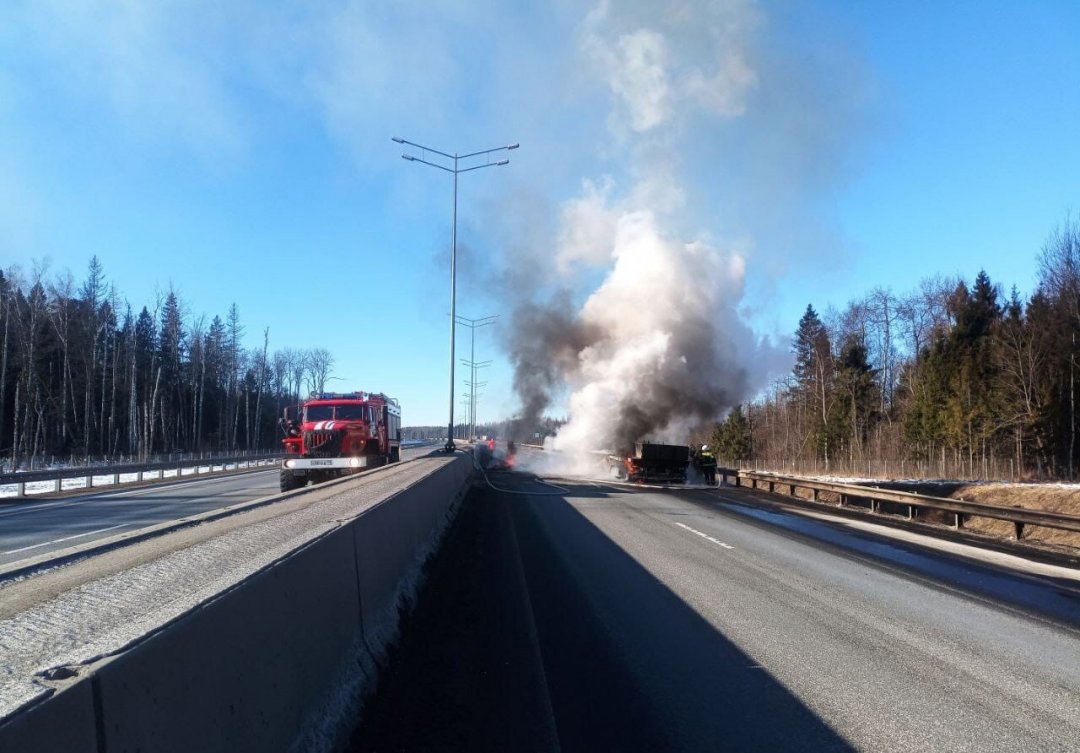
(693, 444, 718, 485)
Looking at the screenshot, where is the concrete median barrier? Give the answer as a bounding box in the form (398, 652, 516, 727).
(0, 453, 473, 753)
(0, 680, 96, 753)
(354, 451, 472, 662)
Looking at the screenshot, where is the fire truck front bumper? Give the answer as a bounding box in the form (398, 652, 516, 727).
(282, 457, 372, 471)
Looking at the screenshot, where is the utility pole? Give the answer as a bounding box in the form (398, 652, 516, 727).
(392, 139, 518, 452)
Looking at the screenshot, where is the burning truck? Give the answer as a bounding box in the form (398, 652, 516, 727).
(607, 442, 691, 484)
(279, 391, 402, 491)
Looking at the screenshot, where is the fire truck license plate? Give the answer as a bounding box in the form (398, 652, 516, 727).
(310, 460, 332, 466)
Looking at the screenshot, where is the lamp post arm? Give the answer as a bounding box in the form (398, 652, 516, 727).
(392, 137, 456, 161)
(459, 144, 520, 160)
(456, 161, 509, 174)
(401, 155, 455, 173)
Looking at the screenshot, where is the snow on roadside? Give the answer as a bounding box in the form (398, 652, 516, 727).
(0, 465, 239, 499)
(760, 471, 1080, 490)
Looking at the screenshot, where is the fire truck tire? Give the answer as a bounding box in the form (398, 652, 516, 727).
(279, 470, 304, 492)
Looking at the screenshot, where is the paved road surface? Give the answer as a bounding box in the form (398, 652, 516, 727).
(0, 447, 432, 568)
(350, 472, 1080, 753)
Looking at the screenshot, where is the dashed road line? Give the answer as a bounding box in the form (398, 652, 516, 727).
(675, 521, 735, 550)
(2, 524, 127, 555)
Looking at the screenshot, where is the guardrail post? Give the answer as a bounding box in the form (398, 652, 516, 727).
(788, 483, 795, 496)
(768, 480, 774, 493)
(907, 504, 915, 520)
(112, 472, 119, 486)
(87, 473, 94, 489)
(53, 478, 61, 493)
(870, 499, 878, 513)
(16, 481, 26, 497)
(1013, 521, 1024, 540)
(952, 512, 962, 529)
(812, 488, 819, 502)
(839, 493, 846, 507)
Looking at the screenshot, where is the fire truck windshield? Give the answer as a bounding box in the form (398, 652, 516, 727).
(335, 404, 366, 420)
(305, 405, 334, 421)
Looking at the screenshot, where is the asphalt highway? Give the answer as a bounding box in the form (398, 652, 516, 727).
(0, 447, 432, 568)
(350, 472, 1080, 753)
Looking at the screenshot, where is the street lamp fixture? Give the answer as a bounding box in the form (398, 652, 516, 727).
(392, 139, 517, 452)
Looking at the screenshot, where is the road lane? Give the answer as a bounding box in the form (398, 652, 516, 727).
(352, 473, 1080, 752)
(0, 470, 281, 567)
(0, 447, 433, 568)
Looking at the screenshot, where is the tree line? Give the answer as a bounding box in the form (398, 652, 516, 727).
(711, 215, 1080, 480)
(0, 258, 335, 470)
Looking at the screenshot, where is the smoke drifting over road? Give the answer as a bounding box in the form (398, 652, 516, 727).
(505, 0, 784, 459)
(508, 209, 758, 456)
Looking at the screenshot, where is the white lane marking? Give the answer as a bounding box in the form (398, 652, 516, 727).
(675, 521, 735, 550)
(2, 524, 127, 555)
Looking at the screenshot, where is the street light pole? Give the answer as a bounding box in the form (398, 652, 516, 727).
(393, 138, 518, 453)
(461, 366, 490, 437)
(456, 314, 498, 440)
(463, 382, 486, 436)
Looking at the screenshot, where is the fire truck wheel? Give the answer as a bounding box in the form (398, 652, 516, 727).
(279, 470, 304, 492)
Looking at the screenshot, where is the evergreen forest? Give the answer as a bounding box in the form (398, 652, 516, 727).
(0, 258, 334, 470)
(712, 215, 1080, 480)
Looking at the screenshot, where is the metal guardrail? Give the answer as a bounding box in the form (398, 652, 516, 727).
(726, 469, 1080, 541)
(0, 454, 284, 498)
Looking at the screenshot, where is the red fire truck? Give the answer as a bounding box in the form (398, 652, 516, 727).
(279, 391, 402, 491)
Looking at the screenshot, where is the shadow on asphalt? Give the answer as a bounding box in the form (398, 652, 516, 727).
(348, 473, 854, 752)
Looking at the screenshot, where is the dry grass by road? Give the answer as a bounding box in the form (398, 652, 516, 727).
(780, 477, 1080, 552)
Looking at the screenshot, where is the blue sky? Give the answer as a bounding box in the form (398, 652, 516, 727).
(1, 1, 1077, 427)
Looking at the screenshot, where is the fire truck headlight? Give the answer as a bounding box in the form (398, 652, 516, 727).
(350, 457, 362, 468)
(284, 460, 295, 469)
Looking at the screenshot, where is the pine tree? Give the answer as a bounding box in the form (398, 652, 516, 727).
(792, 304, 835, 465)
(833, 337, 878, 465)
(711, 405, 752, 463)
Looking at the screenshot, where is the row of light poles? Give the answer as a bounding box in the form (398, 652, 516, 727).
(458, 314, 497, 441)
(392, 137, 517, 451)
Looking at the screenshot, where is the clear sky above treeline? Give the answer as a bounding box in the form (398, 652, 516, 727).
(1, 1, 1077, 425)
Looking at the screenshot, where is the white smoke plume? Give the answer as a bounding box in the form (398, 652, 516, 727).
(504, 1, 781, 473)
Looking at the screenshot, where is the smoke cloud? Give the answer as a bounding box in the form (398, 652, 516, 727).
(507, 206, 760, 458)
(501, 0, 813, 467)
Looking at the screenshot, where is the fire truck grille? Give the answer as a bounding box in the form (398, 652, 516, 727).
(303, 429, 343, 458)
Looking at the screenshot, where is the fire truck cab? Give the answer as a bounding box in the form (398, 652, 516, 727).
(279, 391, 402, 491)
